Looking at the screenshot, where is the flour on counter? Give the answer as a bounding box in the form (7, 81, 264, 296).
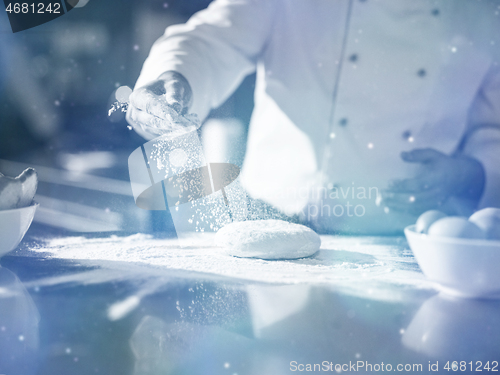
(23, 233, 434, 300)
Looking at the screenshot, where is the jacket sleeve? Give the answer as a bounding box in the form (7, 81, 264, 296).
(463, 65, 500, 209)
(135, 0, 277, 121)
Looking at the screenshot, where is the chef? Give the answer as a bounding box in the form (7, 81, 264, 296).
(127, 0, 500, 234)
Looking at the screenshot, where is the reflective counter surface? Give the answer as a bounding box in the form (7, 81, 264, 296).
(1, 229, 499, 375)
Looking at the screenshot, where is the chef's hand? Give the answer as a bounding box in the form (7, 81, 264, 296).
(382, 148, 485, 215)
(126, 71, 193, 137)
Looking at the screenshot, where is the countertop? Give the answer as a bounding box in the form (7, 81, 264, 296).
(1, 229, 499, 375)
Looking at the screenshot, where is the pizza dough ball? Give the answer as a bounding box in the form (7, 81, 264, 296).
(416, 210, 447, 234)
(215, 219, 321, 260)
(469, 208, 500, 241)
(0, 168, 38, 210)
(428, 216, 485, 240)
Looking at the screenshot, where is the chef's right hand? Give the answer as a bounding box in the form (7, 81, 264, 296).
(126, 71, 193, 137)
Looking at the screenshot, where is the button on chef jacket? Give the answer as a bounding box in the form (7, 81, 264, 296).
(135, 0, 500, 234)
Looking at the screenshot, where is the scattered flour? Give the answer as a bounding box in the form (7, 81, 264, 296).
(108, 100, 201, 136)
(215, 220, 321, 259)
(23, 233, 435, 301)
(108, 101, 129, 117)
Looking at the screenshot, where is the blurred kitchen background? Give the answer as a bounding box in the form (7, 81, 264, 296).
(0, 0, 254, 235)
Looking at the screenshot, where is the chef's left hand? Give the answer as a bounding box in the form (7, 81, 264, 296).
(382, 148, 485, 215)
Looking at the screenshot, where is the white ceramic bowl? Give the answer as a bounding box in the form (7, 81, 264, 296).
(0, 203, 38, 257)
(405, 225, 500, 298)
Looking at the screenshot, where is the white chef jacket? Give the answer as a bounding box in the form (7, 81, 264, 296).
(135, 0, 500, 234)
